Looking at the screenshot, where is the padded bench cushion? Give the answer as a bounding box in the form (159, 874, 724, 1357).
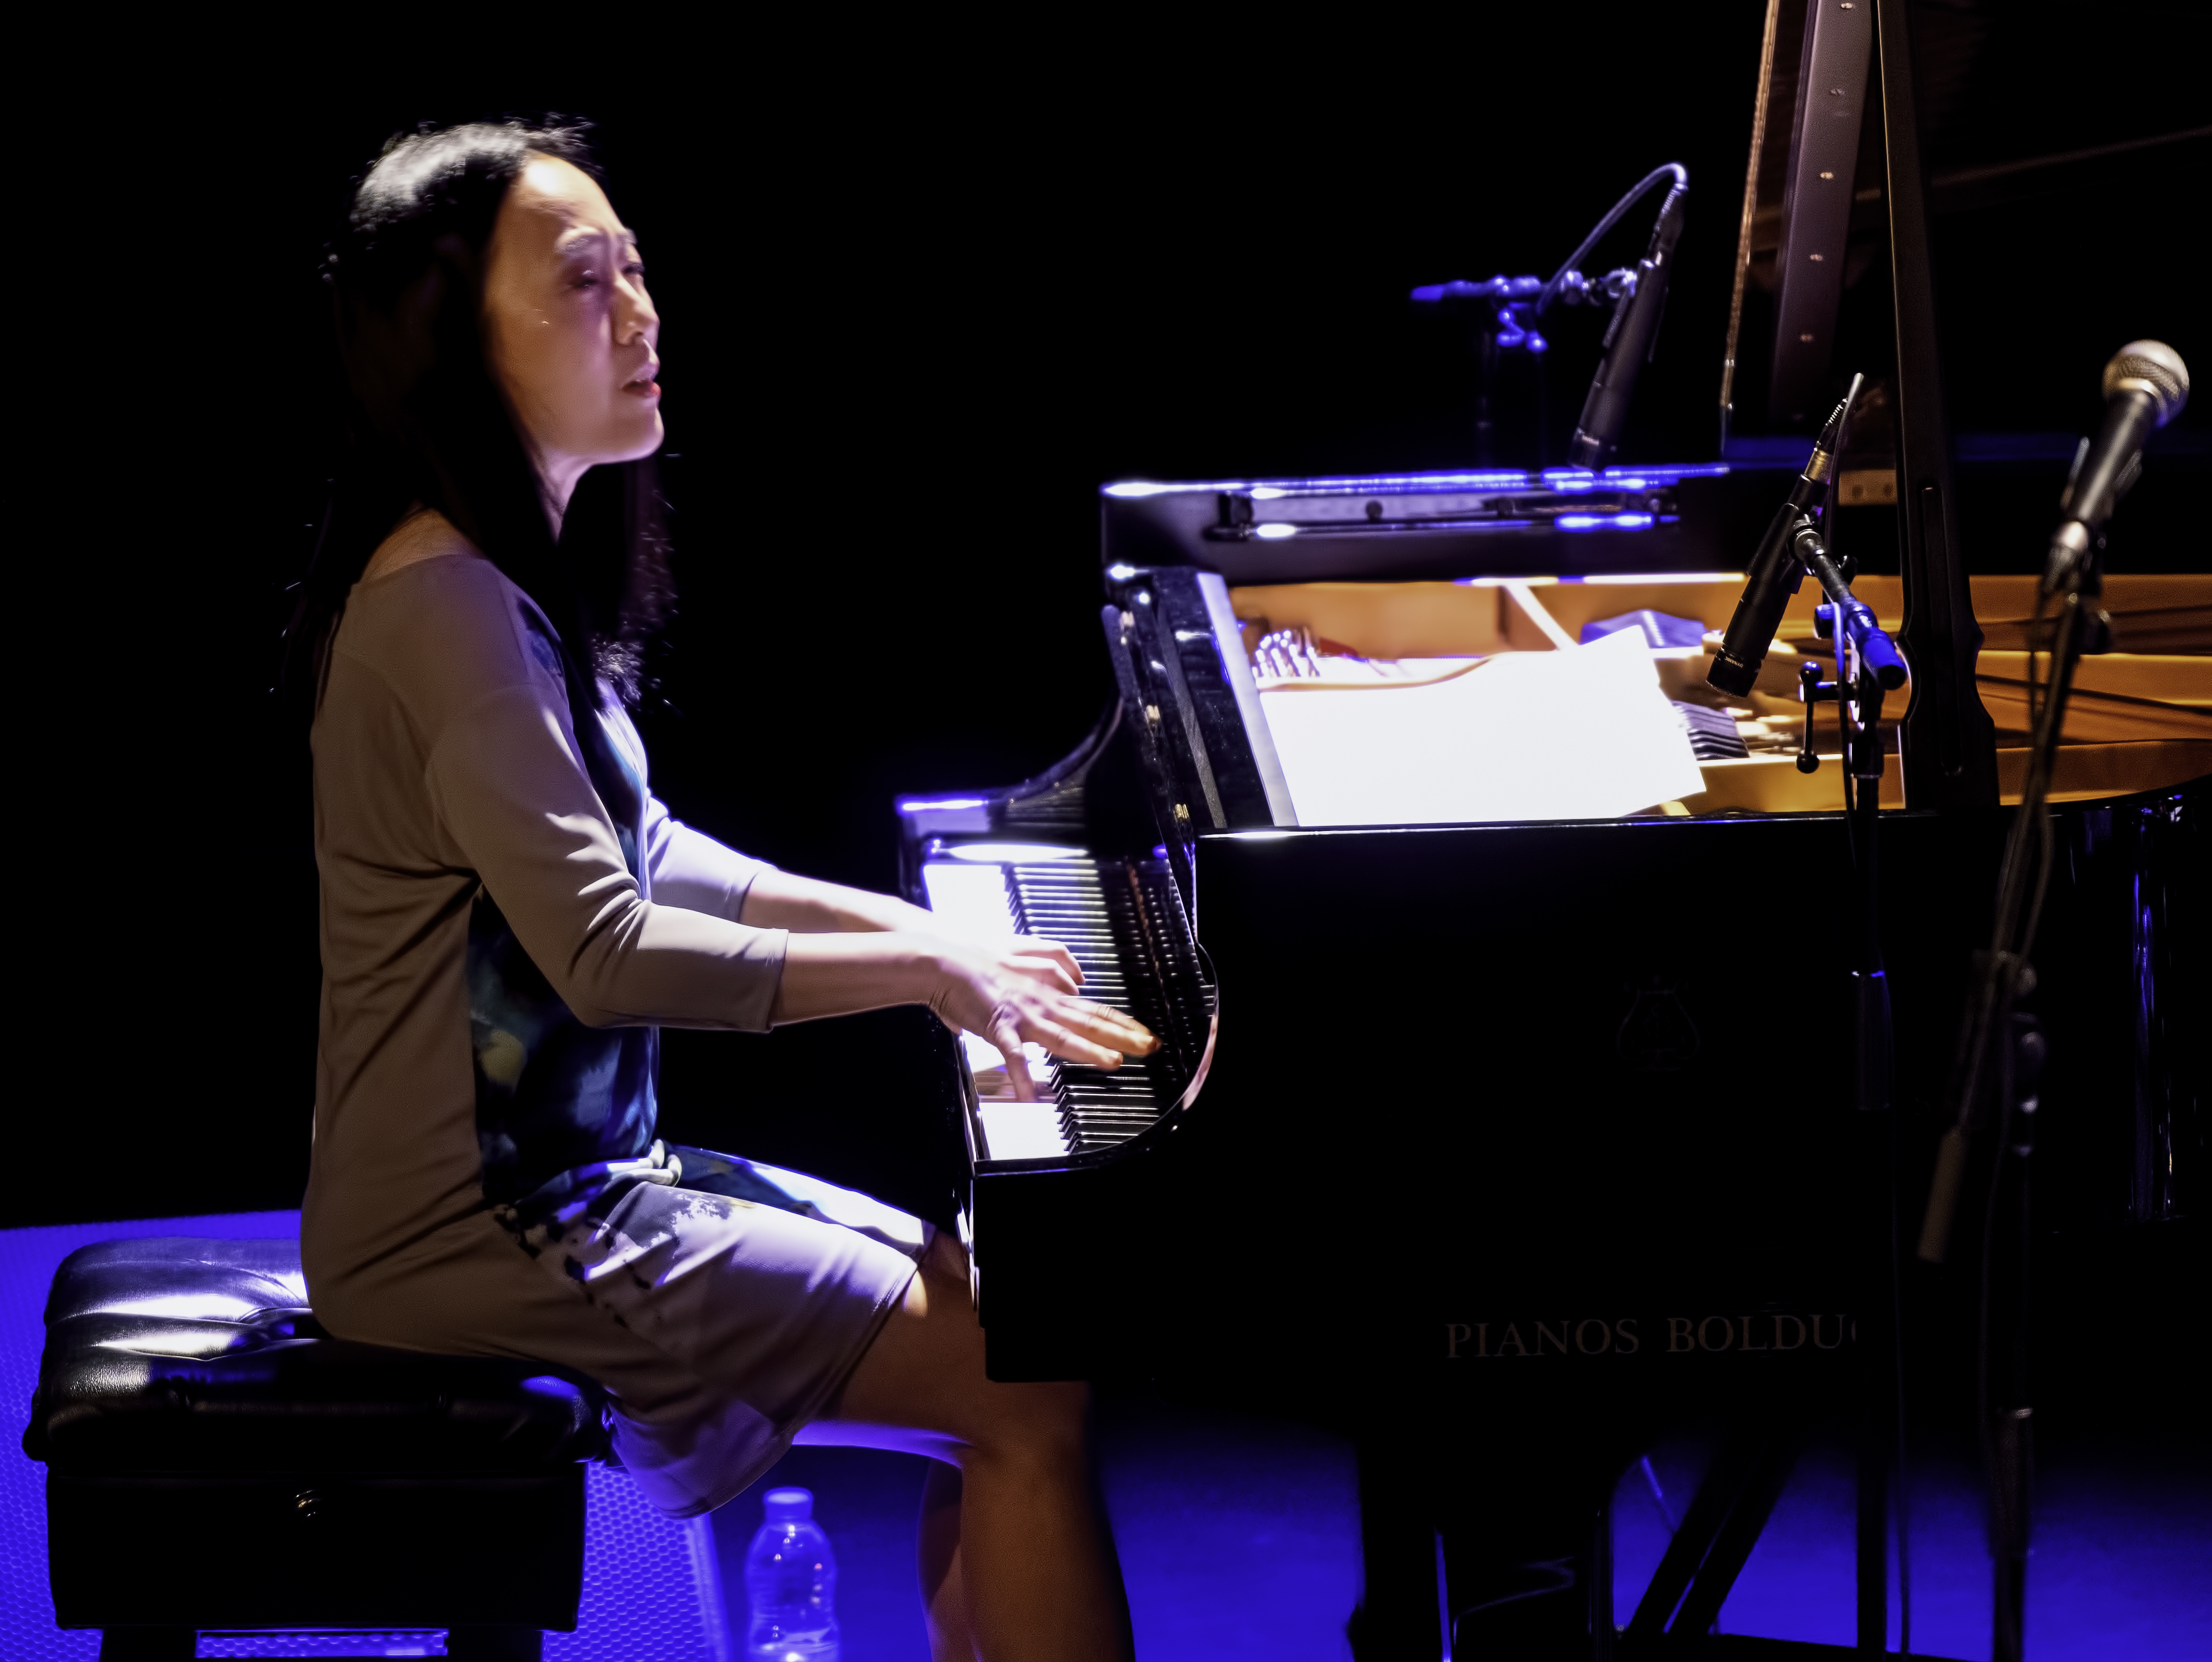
(22, 1237, 608, 1475)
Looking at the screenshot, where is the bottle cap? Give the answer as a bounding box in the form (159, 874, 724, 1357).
(763, 1487, 814, 1522)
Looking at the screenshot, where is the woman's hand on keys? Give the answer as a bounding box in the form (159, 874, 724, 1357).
(925, 939, 1158, 1102)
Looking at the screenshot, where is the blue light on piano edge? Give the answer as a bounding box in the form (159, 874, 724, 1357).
(900, 797, 989, 813)
(1556, 512, 1656, 532)
(1544, 473, 1654, 494)
(1253, 523, 1299, 540)
(1100, 462, 1727, 500)
(939, 842, 1088, 863)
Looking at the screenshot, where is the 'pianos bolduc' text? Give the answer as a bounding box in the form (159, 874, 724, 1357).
(1444, 1314, 1857, 1360)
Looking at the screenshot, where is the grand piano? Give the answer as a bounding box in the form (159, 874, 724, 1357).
(872, 5, 2206, 1656)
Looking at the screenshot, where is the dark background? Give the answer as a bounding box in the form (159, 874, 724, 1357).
(21, 5, 2206, 1227)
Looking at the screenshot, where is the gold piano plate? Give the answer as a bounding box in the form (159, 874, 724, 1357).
(1231, 573, 2212, 815)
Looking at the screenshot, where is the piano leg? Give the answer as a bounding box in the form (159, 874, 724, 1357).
(1663, 1421, 1802, 1638)
(1436, 1438, 1629, 1660)
(1348, 1427, 1443, 1662)
(1620, 1414, 1802, 1646)
(1855, 1096, 1903, 1655)
(1856, 1413, 1888, 1653)
(1587, 1491, 1615, 1662)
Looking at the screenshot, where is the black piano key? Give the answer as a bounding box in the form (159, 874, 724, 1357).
(991, 855, 1215, 1155)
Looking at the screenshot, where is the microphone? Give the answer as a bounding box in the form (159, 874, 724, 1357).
(2049, 341, 2190, 569)
(1566, 174, 1688, 469)
(1916, 340, 2190, 1270)
(1705, 379, 1859, 697)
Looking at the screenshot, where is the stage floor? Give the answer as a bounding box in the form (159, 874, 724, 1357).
(6, 1214, 2206, 1659)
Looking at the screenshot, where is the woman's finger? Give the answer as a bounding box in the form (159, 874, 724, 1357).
(1057, 1000, 1160, 1055)
(1011, 994, 1157, 1069)
(987, 1007, 1036, 1103)
(1010, 936, 1083, 986)
(1000, 953, 1079, 996)
(1029, 1017, 1125, 1071)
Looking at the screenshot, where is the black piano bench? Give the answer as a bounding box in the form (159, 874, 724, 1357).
(21, 1236, 609, 1662)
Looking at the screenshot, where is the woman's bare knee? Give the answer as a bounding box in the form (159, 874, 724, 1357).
(807, 1229, 1105, 1486)
(921, 1230, 970, 1287)
(958, 1378, 1089, 1470)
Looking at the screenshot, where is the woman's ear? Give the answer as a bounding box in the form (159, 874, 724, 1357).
(337, 238, 477, 433)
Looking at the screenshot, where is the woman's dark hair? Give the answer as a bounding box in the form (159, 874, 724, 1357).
(284, 118, 671, 728)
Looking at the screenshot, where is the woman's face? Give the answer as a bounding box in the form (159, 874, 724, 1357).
(483, 154, 662, 499)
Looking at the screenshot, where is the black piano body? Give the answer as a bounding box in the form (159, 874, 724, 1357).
(884, 472, 2207, 1653)
(896, 482, 2206, 1372)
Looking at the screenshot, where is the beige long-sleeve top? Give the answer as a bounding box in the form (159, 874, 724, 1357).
(302, 551, 786, 1406)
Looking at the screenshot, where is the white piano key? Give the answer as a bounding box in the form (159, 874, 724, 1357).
(922, 861, 1019, 939)
(978, 1101, 1072, 1161)
(968, 1041, 1057, 1084)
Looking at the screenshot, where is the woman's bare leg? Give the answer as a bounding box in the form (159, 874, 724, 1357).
(918, 1460, 973, 1661)
(796, 1235, 1132, 1662)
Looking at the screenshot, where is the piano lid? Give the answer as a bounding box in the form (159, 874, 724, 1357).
(1100, 463, 1740, 584)
(1726, 0, 2210, 443)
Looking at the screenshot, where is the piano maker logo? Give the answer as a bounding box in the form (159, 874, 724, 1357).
(1443, 1314, 1856, 1361)
(1616, 973, 1701, 1071)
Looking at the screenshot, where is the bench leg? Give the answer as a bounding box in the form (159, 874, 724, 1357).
(98, 1631, 193, 1661)
(447, 1629, 545, 1661)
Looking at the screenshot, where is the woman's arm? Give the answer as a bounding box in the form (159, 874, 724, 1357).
(743, 863, 1088, 996)
(646, 809, 937, 931)
(630, 792, 1134, 1083)
(740, 867, 940, 935)
(648, 806, 1074, 968)
(641, 801, 775, 922)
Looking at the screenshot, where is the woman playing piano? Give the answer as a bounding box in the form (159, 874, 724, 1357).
(287, 120, 1151, 1662)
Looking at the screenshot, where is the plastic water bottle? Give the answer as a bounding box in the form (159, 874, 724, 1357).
(745, 1486, 840, 1662)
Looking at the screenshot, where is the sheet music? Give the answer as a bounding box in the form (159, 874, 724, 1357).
(1257, 626, 1708, 826)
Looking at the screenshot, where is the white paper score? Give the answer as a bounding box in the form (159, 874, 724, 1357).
(1258, 625, 1707, 826)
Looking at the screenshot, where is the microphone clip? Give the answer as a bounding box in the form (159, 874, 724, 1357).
(1796, 660, 1837, 775)
(1793, 514, 1905, 788)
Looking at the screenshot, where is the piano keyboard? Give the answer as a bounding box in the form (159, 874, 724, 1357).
(1674, 700, 1752, 760)
(922, 850, 1215, 1161)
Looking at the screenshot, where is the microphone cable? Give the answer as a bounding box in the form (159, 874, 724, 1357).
(1536, 163, 1689, 318)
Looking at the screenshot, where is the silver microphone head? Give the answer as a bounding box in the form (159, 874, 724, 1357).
(2102, 340, 2190, 427)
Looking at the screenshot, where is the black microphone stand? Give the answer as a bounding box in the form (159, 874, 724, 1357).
(1915, 514, 2110, 1662)
(1916, 339, 2187, 1662)
(1793, 524, 1902, 1118)
(1787, 513, 1914, 1656)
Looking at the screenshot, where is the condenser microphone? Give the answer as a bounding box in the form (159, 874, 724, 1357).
(2055, 340, 2190, 543)
(1917, 340, 2191, 1271)
(1705, 378, 1859, 697)
(1566, 175, 1688, 469)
